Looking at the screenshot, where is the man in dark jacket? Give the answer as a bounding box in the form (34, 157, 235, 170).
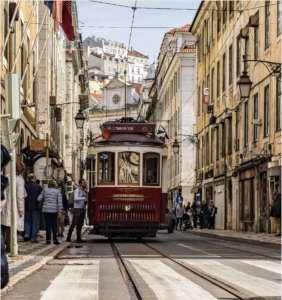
(272, 190, 281, 237)
(24, 174, 43, 243)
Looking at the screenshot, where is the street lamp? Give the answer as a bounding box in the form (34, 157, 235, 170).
(237, 70, 253, 99)
(172, 138, 180, 155)
(75, 110, 86, 129)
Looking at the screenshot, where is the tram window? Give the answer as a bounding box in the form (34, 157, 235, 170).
(118, 152, 140, 185)
(98, 152, 115, 184)
(143, 153, 159, 185)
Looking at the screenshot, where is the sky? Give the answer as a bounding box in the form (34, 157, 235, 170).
(76, 0, 201, 63)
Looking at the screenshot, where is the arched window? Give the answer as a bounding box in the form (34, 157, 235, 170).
(112, 94, 120, 104)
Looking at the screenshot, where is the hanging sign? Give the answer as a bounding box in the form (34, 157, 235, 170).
(203, 88, 209, 104)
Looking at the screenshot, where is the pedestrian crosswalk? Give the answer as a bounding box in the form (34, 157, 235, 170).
(38, 258, 281, 300)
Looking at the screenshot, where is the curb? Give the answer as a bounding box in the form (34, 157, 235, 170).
(1, 227, 89, 296)
(188, 229, 282, 245)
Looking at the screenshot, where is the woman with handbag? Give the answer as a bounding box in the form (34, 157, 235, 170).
(37, 180, 62, 245)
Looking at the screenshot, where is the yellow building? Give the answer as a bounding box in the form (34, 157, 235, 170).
(190, 1, 281, 232)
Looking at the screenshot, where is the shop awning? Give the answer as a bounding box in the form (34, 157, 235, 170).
(191, 186, 201, 194)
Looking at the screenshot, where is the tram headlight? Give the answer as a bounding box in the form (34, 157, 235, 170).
(125, 205, 131, 212)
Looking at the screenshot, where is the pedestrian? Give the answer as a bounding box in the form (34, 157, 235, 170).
(176, 202, 185, 230)
(199, 201, 206, 229)
(187, 209, 194, 227)
(208, 200, 216, 229)
(37, 179, 62, 245)
(1, 232, 9, 289)
(271, 190, 281, 237)
(186, 201, 191, 211)
(191, 200, 198, 228)
(1, 162, 26, 253)
(24, 174, 43, 243)
(57, 187, 68, 237)
(66, 179, 88, 243)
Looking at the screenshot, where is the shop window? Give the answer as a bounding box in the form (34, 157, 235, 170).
(118, 152, 139, 185)
(143, 153, 159, 185)
(98, 152, 115, 184)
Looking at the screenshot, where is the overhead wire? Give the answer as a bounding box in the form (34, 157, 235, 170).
(88, 0, 278, 12)
(128, 0, 137, 50)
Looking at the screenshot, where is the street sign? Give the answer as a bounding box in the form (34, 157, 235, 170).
(44, 165, 54, 177)
(175, 196, 183, 205)
(203, 88, 209, 104)
(53, 168, 65, 181)
(30, 139, 45, 151)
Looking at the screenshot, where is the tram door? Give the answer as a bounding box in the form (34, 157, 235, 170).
(161, 156, 168, 222)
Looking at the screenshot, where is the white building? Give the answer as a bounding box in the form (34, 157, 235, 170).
(89, 75, 140, 136)
(146, 24, 197, 205)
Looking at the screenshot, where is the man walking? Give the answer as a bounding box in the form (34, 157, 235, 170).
(66, 179, 87, 243)
(24, 174, 43, 243)
(272, 190, 281, 237)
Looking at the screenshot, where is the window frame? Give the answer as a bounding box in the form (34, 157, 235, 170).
(265, 1, 270, 49)
(206, 131, 209, 166)
(228, 117, 232, 155)
(236, 111, 240, 151)
(254, 24, 259, 60)
(217, 60, 220, 97)
(264, 85, 270, 137)
(276, 78, 281, 131)
(112, 94, 121, 104)
(216, 128, 219, 161)
(236, 35, 241, 78)
(229, 44, 233, 85)
(211, 129, 214, 163)
(118, 152, 140, 186)
(211, 68, 214, 103)
(278, 1, 282, 36)
(244, 101, 249, 147)
(97, 152, 115, 186)
(222, 123, 225, 157)
(222, 53, 226, 91)
(223, 1, 227, 24)
(142, 153, 160, 186)
(198, 86, 201, 116)
(253, 93, 259, 142)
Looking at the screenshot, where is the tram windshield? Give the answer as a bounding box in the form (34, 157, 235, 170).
(143, 153, 159, 185)
(118, 152, 140, 184)
(98, 152, 115, 184)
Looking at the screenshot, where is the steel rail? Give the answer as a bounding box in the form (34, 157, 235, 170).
(143, 243, 250, 300)
(111, 243, 144, 300)
(187, 232, 281, 261)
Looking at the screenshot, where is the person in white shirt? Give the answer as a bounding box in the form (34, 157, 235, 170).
(66, 179, 87, 243)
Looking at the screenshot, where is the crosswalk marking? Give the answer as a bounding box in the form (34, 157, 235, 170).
(129, 260, 217, 300)
(40, 263, 99, 300)
(177, 244, 221, 257)
(180, 259, 281, 297)
(242, 260, 282, 274)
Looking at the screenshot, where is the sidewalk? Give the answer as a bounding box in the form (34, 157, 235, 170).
(191, 228, 281, 245)
(1, 227, 89, 296)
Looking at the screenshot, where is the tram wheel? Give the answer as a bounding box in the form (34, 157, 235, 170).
(136, 237, 142, 242)
(168, 220, 175, 233)
(108, 236, 113, 241)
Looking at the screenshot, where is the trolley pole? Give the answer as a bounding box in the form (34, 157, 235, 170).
(1, 74, 22, 257)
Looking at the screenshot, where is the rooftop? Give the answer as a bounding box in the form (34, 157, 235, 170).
(128, 82, 142, 95)
(90, 93, 102, 101)
(128, 49, 149, 59)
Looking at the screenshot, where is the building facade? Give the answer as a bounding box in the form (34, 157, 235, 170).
(190, 0, 281, 232)
(146, 24, 197, 206)
(1, 1, 89, 190)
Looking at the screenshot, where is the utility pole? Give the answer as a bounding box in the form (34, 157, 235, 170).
(1, 74, 22, 257)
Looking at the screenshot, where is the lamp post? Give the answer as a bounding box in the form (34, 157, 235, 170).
(237, 70, 253, 99)
(172, 137, 180, 155)
(75, 110, 86, 129)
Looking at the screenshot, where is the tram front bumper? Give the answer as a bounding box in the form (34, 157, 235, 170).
(94, 221, 159, 236)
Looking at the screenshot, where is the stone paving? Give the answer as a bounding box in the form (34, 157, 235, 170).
(192, 228, 281, 245)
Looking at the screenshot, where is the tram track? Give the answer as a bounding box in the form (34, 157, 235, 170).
(182, 232, 282, 261)
(111, 243, 144, 300)
(142, 243, 255, 300)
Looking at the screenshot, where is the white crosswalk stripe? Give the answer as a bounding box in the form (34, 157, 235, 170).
(179, 259, 281, 298)
(40, 262, 99, 300)
(129, 260, 217, 300)
(241, 260, 281, 274)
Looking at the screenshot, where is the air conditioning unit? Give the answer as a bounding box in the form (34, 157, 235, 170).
(207, 105, 214, 114)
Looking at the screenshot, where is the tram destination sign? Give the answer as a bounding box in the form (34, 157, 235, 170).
(104, 124, 155, 135)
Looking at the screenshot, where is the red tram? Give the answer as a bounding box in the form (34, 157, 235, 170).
(87, 118, 168, 239)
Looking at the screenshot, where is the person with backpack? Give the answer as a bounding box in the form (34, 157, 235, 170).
(208, 200, 216, 229)
(66, 179, 87, 243)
